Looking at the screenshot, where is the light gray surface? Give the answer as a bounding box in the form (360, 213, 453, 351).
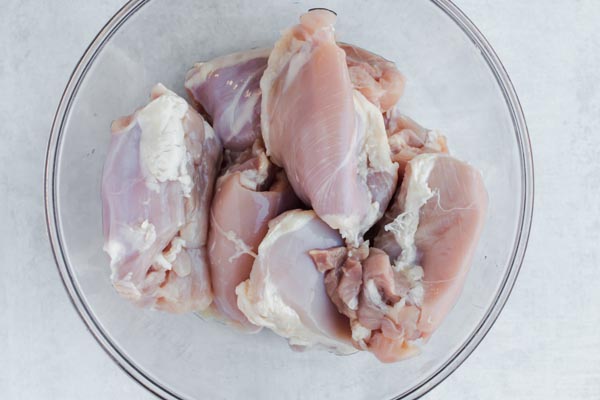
(0, 0, 598, 399)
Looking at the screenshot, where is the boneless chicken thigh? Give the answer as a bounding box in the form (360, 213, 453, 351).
(184, 48, 270, 151)
(207, 142, 300, 331)
(376, 154, 488, 335)
(260, 9, 397, 245)
(237, 210, 355, 354)
(313, 153, 487, 362)
(102, 84, 221, 312)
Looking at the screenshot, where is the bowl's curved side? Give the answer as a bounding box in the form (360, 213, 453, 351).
(44, 1, 180, 399)
(44, 1, 533, 399)
(396, 2, 534, 399)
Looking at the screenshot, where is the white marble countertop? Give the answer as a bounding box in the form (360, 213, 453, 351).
(1, 0, 599, 398)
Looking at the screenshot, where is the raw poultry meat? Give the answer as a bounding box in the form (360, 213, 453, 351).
(185, 43, 404, 152)
(313, 153, 488, 362)
(102, 83, 221, 312)
(312, 245, 423, 362)
(385, 109, 448, 174)
(260, 9, 398, 245)
(236, 210, 355, 354)
(339, 43, 405, 112)
(355, 91, 399, 222)
(207, 141, 300, 331)
(376, 154, 488, 335)
(101, 8, 489, 364)
(185, 48, 269, 151)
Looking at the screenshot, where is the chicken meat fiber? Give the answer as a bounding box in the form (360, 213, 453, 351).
(102, 84, 221, 312)
(236, 210, 355, 354)
(207, 142, 300, 331)
(260, 9, 397, 245)
(313, 153, 488, 362)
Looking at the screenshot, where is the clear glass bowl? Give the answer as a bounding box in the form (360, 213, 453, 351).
(45, 1, 533, 399)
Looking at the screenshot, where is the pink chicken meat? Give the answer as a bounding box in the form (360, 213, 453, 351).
(207, 142, 300, 331)
(102, 84, 221, 312)
(385, 109, 448, 175)
(312, 153, 488, 362)
(260, 9, 398, 245)
(185, 48, 270, 151)
(340, 43, 405, 112)
(236, 210, 355, 354)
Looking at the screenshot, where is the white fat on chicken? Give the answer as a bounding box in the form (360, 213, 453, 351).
(236, 210, 356, 354)
(382, 153, 438, 305)
(354, 91, 394, 173)
(136, 86, 207, 196)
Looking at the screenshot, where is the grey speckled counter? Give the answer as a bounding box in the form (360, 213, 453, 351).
(1, 0, 599, 398)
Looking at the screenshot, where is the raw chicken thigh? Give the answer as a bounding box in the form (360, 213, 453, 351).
(102, 83, 221, 312)
(207, 142, 300, 331)
(260, 9, 397, 245)
(313, 153, 487, 362)
(185, 48, 270, 151)
(340, 43, 406, 112)
(376, 154, 488, 335)
(237, 210, 355, 354)
(385, 109, 448, 174)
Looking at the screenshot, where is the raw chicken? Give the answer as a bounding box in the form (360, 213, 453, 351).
(102, 83, 221, 313)
(185, 44, 404, 152)
(260, 9, 398, 245)
(377, 154, 488, 335)
(313, 153, 488, 362)
(340, 43, 406, 112)
(207, 141, 300, 331)
(385, 109, 448, 174)
(236, 210, 355, 354)
(185, 48, 270, 151)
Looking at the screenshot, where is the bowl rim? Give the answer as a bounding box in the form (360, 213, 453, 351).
(44, 1, 534, 399)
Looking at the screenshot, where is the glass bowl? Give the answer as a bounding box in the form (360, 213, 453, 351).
(45, 0, 533, 399)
